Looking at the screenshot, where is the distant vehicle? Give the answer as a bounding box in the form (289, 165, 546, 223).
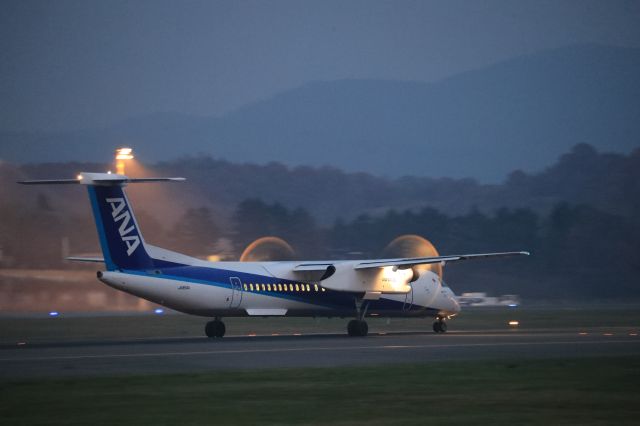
(19, 173, 529, 337)
(455, 292, 520, 307)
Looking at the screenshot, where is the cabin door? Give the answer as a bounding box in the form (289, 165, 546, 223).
(229, 277, 243, 308)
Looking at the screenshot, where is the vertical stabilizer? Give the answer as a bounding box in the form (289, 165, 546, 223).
(19, 172, 185, 271)
(87, 184, 154, 271)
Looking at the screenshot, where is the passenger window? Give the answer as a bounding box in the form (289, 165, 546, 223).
(244, 284, 248, 291)
(321, 287, 326, 292)
(314, 284, 318, 292)
(261, 284, 266, 291)
(289, 284, 294, 291)
(306, 284, 310, 292)
(250, 283, 254, 291)
(278, 284, 282, 291)
(267, 284, 272, 291)
(295, 284, 299, 291)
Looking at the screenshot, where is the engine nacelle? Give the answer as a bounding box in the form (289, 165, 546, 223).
(409, 267, 420, 283)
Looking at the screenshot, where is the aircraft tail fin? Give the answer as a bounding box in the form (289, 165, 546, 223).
(19, 172, 185, 271)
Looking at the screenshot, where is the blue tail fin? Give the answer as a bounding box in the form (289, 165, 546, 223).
(18, 172, 185, 271)
(87, 185, 154, 271)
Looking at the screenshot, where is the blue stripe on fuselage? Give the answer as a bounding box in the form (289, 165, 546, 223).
(122, 263, 423, 312)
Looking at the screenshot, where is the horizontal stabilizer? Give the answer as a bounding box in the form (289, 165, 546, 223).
(19, 179, 81, 185)
(18, 172, 185, 186)
(355, 251, 530, 270)
(66, 256, 105, 263)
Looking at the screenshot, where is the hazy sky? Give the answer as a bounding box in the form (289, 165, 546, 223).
(1, 0, 640, 132)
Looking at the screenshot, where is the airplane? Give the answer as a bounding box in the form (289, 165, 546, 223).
(19, 172, 529, 338)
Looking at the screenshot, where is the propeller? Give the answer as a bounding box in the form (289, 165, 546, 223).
(382, 234, 443, 278)
(240, 236, 296, 261)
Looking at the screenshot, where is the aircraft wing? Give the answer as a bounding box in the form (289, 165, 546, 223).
(354, 251, 529, 270)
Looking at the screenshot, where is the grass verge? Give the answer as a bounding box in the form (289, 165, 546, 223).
(1, 356, 639, 425)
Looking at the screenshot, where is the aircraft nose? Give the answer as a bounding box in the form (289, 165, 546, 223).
(441, 287, 460, 314)
(451, 297, 461, 313)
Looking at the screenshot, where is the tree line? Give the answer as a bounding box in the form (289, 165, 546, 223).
(2, 191, 638, 300)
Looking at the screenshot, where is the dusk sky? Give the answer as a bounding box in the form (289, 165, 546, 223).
(1, 0, 640, 132)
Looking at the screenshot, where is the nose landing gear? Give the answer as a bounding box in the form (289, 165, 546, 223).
(433, 317, 447, 333)
(205, 318, 226, 338)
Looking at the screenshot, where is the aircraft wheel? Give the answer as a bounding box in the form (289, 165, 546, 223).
(432, 320, 447, 333)
(358, 320, 369, 337)
(205, 320, 226, 338)
(347, 319, 358, 336)
(347, 320, 368, 337)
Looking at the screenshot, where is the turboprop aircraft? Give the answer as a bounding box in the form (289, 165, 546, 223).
(19, 172, 529, 337)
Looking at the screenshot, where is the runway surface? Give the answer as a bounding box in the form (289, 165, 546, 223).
(1, 328, 639, 379)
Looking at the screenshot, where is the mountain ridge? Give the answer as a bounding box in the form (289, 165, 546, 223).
(1, 43, 639, 182)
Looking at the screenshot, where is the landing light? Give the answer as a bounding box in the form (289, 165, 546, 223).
(49, 311, 59, 317)
(76, 174, 83, 180)
(508, 320, 519, 326)
(154, 308, 164, 315)
(508, 304, 518, 308)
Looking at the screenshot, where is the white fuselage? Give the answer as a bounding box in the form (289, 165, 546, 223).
(98, 261, 460, 319)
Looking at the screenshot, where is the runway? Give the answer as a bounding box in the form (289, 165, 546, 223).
(1, 328, 639, 379)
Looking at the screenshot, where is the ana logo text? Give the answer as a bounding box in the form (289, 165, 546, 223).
(106, 197, 140, 256)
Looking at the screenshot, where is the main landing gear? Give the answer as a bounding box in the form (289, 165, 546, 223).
(432, 317, 447, 333)
(347, 319, 368, 337)
(205, 318, 226, 338)
(347, 299, 369, 337)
